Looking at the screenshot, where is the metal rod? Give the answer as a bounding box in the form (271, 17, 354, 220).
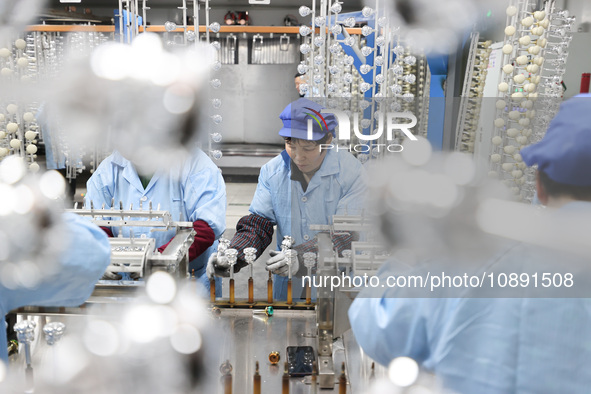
(320, 0, 327, 99)
(282, 362, 290, 394)
(134, 0, 140, 37)
(224, 371, 232, 394)
(210, 278, 216, 302)
(125, 0, 132, 44)
(248, 277, 254, 303)
(229, 278, 235, 304)
(193, 0, 199, 44)
(181, 0, 187, 45)
(339, 362, 347, 394)
(253, 361, 261, 394)
(205, 0, 210, 43)
(267, 272, 273, 303)
(287, 279, 293, 305)
(142, 0, 148, 33)
(309, 0, 316, 97)
(118, 0, 124, 43)
(311, 362, 318, 394)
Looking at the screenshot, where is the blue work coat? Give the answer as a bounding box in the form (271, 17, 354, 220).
(84, 150, 226, 294)
(0, 213, 110, 363)
(349, 201, 591, 393)
(250, 148, 365, 300)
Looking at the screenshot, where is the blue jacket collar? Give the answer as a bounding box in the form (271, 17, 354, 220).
(110, 151, 159, 194)
(315, 148, 339, 177)
(281, 150, 290, 168)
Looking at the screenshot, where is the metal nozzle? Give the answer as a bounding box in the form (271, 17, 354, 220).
(285, 249, 298, 279)
(244, 247, 257, 263)
(244, 247, 257, 277)
(14, 320, 36, 345)
(281, 235, 294, 252)
(220, 360, 233, 375)
(218, 238, 231, 257)
(225, 248, 238, 279)
(303, 252, 316, 269)
(43, 322, 66, 346)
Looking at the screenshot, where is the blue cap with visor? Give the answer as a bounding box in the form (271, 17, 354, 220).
(278, 98, 338, 141)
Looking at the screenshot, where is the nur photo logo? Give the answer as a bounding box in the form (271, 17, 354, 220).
(306, 109, 418, 153)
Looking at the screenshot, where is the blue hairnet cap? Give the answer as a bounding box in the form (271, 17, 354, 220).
(520, 94, 591, 186)
(278, 98, 338, 140)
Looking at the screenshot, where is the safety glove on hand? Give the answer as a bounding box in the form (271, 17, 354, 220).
(266, 250, 299, 277)
(101, 271, 122, 280)
(206, 253, 231, 278)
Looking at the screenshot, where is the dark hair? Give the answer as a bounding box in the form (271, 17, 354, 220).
(539, 170, 591, 201)
(294, 72, 305, 79)
(284, 133, 332, 145)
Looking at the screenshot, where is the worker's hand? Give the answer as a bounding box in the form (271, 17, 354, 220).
(101, 271, 122, 280)
(130, 271, 141, 280)
(266, 250, 299, 277)
(206, 254, 231, 278)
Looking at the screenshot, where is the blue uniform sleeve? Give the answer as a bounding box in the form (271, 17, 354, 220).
(0, 212, 110, 363)
(3, 213, 110, 310)
(184, 165, 227, 239)
(249, 163, 278, 224)
(348, 296, 432, 367)
(348, 262, 436, 367)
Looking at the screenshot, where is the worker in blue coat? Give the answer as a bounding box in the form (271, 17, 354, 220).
(84, 148, 226, 296)
(0, 212, 111, 364)
(207, 98, 366, 300)
(348, 94, 591, 393)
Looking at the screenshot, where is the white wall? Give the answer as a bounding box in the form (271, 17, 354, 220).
(564, 0, 591, 32)
(563, 33, 591, 97)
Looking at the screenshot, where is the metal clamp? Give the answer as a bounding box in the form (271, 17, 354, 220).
(252, 34, 263, 51)
(279, 34, 290, 51)
(226, 34, 237, 51)
(43, 322, 66, 346)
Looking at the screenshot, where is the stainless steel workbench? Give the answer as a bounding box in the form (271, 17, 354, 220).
(209, 307, 384, 394)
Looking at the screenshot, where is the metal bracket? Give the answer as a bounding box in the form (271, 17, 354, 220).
(226, 34, 237, 51)
(279, 34, 290, 51)
(252, 34, 263, 50)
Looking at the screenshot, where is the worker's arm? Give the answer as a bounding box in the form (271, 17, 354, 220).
(229, 213, 275, 271)
(5, 213, 111, 310)
(348, 262, 435, 367)
(183, 165, 227, 240)
(215, 161, 278, 273)
(206, 213, 275, 278)
(158, 220, 215, 261)
(161, 154, 227, 259)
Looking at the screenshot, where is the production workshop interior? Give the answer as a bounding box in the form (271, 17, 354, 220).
(1, 0, 591, 392)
